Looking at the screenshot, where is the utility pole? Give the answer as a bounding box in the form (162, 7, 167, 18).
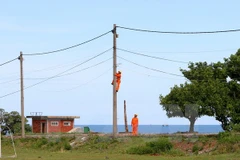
(0, 111, 2, 158)
(19, 52, 25, 138)
(112, 24, 118, 138)
(124, 100, 129, 133)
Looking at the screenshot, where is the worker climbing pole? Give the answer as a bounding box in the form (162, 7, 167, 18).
(111, 70, 121, 92)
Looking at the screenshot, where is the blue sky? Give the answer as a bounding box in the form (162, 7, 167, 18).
(0, 1, 240, 126)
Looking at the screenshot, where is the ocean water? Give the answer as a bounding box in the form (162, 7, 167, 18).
(75, 125, 223, 134)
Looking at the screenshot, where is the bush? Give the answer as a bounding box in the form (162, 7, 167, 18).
(232, 124, 240, 132)
(126, 137, 173, 155)
(217, 131, 231, 140)
(192, 144, 203, 154)
(218, 132, 240, 144)
(64, 142, 72, 150)
(216, 131, 240, 153)
(145, 138, 173, 152)
(33, 137, 48, 148)
(82, 135, 120, 151)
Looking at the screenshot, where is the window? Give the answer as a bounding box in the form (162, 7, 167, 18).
(51, 121, 59, 126)
(63, 121, 71, 126)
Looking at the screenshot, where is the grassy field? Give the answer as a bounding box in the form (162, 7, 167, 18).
(1, 133, 240, 160)
(2, 149, 240, 160)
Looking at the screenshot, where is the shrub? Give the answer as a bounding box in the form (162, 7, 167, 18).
(232, 124, 240, 132)
(218, 132, 240, 144)
(64, 142, 72, 150)
(192, 144, 202, 154)
(217, 131, 231, 140)
(126, 137, 173, 155)
(145, 138, 173, 152)
(33, 137, 48, 148)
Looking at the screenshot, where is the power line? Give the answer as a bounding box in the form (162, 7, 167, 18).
(0, 58, 18, 67)
(117, 26, 240, 34)
(121, 66, 186, 80)
(121, 66, 229, 83)
(38, 68, 112, 92)
(118, 48, 237, 54)
(117, 48, 189, 64)
(24, 57, 112, 80)
(117, 56, 184, 77)
(0, 78, 19, 85)
(23, 30, 112, 56)
(0, 48, 112, 99)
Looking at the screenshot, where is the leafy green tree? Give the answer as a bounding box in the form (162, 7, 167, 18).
(160, 82, 202, 132)
(224, 49, 240, 128)
(0, 108, 31, 134)
(160, 49, 240, 131)
(180, 62, 232, 131)
(160, 62, 231, 132)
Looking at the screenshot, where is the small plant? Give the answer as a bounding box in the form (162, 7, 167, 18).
(64, 142, 72, 150)
(232, 124, 240, 132)
(126, 137, 173, 155)
(192, 144, 200, 154)
(217, 131, 231, 140)
(145, 137, 173, 152)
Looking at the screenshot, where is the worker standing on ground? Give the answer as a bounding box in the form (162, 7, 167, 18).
(131, 114, 138, 136)
(111, 71, 121, 92)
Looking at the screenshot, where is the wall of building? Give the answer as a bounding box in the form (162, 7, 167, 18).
(32, 120, 47, 133)
(60, 120, 74, 132)
(47, 119, 74, 133)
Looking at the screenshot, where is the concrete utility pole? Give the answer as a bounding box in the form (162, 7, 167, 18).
(0, 110, 2, 158)
(19, 52, 25, 138)
(124, 100, 129, 133)
(112, 24, 118, 138)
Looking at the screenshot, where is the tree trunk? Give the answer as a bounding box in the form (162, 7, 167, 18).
(189, 118, 196, 133)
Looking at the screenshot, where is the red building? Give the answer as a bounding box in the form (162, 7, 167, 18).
(26, 115, 80, 133)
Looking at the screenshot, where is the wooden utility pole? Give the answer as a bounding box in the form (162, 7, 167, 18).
(19, 52, 25, 138)
(124, 100, 128, 132)
(113, 24, 118, 138)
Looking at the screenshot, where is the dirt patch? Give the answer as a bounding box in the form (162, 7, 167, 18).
(173, 140, 217, 154)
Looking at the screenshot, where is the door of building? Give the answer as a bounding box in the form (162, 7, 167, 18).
(41, 123, 46, 133)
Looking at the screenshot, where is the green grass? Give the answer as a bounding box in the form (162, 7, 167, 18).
(1, 149, 240, 160)
(1, 133, 240, 159)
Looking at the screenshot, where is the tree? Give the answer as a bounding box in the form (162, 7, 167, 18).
(160, 62, 231, 132)
(224, 49, 240, 129)
(0, 108, 31, 134)
(160, 49, 240, 131)
(180, 62, 232, 131)
(160, 81, 213, 133)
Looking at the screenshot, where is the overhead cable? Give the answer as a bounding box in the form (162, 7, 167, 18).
(44, 68, 112, 92)
(0, 78, 19, 85)
(23, 30, 112, 56)
(117, 26, 240, 34)
(24, 57, 112, 80)
(118, 56, 184, 77)
(0, 48, 112, 98)
(117, 48, 189, 64)
(0, 58, 18, 67)
(118, 48, 237, 54)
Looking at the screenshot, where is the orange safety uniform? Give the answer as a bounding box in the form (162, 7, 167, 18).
(111, 71, 121, 92)
(131, 115, 138, 136)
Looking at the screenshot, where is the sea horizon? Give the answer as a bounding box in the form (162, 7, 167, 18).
(75, 124, 223, 134)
